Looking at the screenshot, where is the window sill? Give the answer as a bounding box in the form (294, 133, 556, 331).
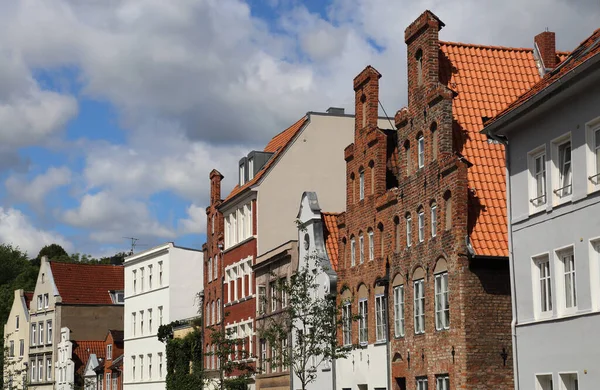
(435, 327, 450, 332)
(552, 194, 572, 208)
(375, 340, 387, 345)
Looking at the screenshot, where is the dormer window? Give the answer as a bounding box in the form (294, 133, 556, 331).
(239, 164, 245, 186)
(110, 290, 125, 304)
(248, 158, 254, 180)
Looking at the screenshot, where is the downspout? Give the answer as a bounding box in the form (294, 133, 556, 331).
(489, 133, 520, 390)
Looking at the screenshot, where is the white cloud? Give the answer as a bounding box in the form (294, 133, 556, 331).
(5, 166, 72, 210)
(178, 204, 206, 235)
(0, 207, 73, 257)
(62, 190, 176, 243)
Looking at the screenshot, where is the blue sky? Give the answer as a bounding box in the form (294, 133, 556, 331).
(0, 0, 596, 258)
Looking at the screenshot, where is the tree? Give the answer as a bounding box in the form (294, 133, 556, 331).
(3, 334, 28, 390)
(258, 262, 356, 390)
(206, 323, 256, 390)
(36, 244, 68, 262)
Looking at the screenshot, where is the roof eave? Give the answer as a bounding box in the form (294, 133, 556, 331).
(483, 52, 600, 137)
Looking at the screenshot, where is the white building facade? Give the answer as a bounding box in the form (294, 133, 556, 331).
(123, 243, 203, 390)
(2, 289, 31, 390)
(54, 328, 74, 390)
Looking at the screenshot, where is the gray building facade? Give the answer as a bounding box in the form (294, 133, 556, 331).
(484, 31, 600, 390)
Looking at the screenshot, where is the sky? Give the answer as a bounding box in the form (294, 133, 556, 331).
(0, 0, 597, 259)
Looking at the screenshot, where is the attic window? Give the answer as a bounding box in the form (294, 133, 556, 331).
(415, 49, 424, 86)
(248, 158, 254, 180)
(239, 164, 245, 186)
(110, 291, 125, 304)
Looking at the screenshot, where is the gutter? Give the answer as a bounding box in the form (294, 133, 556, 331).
(487, 132, 520, 390)
(483, 52, 600, 136)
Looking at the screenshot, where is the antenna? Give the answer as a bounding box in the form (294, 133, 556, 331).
(123, 237, 140, 255)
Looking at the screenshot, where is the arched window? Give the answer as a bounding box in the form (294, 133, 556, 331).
(208, 258, 213, 282)
(214, 254, 219, 280)
(417, 207, 425, 243)
(417, 133, 425, 169)
(367, 228, 374, 261)
(359, 231, 365, 264)
(377, 223, 384, 258)
(415, 48, 423, 86)
(406, 213, 412, 247)
(413, 267, 425, 334)
(369, 160, 375, 195)
(444, 190, 452, 230)
(431, 201, 438, 237)
(394, 216, 401, 252)
(350, 236, 356, 267)
(431, 122, 438, 160)
(359, 168, 365, 200)
(216, 299, 221, 323)
(357, 284, 369, 345)
(392, 274, 405, 337)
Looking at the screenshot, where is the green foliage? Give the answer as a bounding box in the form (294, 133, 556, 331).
(206, 325, 255, 390)
(165, 329, 205, 390)
(158, 320, 183, 343)
(258, 260, 357, 390)
(37, 243, 68, 261)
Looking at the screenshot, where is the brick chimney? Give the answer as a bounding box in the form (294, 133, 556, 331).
(209, 169, 224, 204)
(535, 31, 557, 70)
(353, 65, 381, 137)
(404, 10, 445, 107)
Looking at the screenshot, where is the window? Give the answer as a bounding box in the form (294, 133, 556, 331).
(37, 295, 42, 311)
(9, 340, 14, 357)
(132, 356, 136, 381)
(44, 293, 49, 308)
(47, 320, 52, 344)
(436, 375, 449, 390)
(375, 295, 387, 342)
(358, 299, 368, 345)
(536, 374, 553, 390)
(31, 323, 36, 346)
(133, 270, 137, 294)
(359, 233, 365, 264)
(149, 308, 153, 333)
(15, 315, 19, 330)
(414, 279, 425, 334)
(31, 359, 36, 382)
(249, 158, 254, 180)
(46, 358, 51, 380)
(350, 237, 356, 267)
(561, 249, 577, 310)
(342, 302, 351, 346)
(140, 267, 145, 292)
(37, 357, 42, 382)
(148, 265, 153, 289)
(159, 262, 163, 286)
(216, 299, 221, 322)
(19, 340, 24, 357)
(559, 373, 578, 390)
(158, 353, 163, 378)
(132, 313, 136, 336)
(359, 169, 365, 200)
(529, 149, 547, 208)
(415, 49, 423, 86)
(258, 285, 266, 315)
(140, 311, 144, 335)
(260, 339, 267, 372)
(416, 377, 428, 390)
(552, 137, 572, 200)
(280, 279, 287, 308)
(431, 203, 437, 237)
(270, 281, 277, 312)
(107, 344, 113, 360)
(394, 285, 405, 337)
(214, 255, 219, 280)
(112, 374, 118, 390)
(148, 354, 152, 379)
(159, 306, 163, 326)
(281, 337, 289, 370)
(240, 164, 245, 186)
(38, 322, 43, 346)
(418, 134, 425, 168)
(406, 215, 412, 247)
(368, 230, 374, 260)
(206, 303, 211, 325)
(586, 120, 600, 189)
(418, 210, 424, 242)
(435, 272, 450, 330)
(140, 355, 144, 380)
(535, 256, 553, 315)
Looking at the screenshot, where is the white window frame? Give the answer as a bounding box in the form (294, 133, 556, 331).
(368, 230, 374, 260)
(558, 372, 578, 390)
(528, 145, 547, 213)
(436, 375, 449, 390)
(260, 339, 267, 373)
(358, 299, 368, 345)
(270, 281, 277, 313)
(414, 279, 425, 334)
(418, 210, 424, 243)
(107, 344, 113, 360)
(418, 135, 425, 168)
(47, 320, 52, 344)
(532, 254, 553, 319)
(148, 265, 153, 289)
(43, 293, 49, 309)
(350, 238, 356, 267)
(31, 323, 36, 346)
(375, 294, 386, 342)
(258, 285, 266, 315)
(31, 359, 36, 382)
(159, 306, 163, 326)
(416, 377, 428, 390)
(239, 164, 245, 186)
(342, 302, 352, 346)
(359, 234, 365, 264)
(586, 117, 600, 193)
(359, 169, 365, 200)
(556, 247, 577, 314)
(280, 278, 287, 308)
(208, 258, 213, 283)
(551, 134, 573, 204)
(140, 267, 145, 292)
(535, 373, 554, 390)
(406, 215, 412, 247)
(434, 272, 450, 330)
(248, 158, 254, 180)
(159, 261, 163, 286)
(431, 203, 437, 237)
(393, 285, 404, 337)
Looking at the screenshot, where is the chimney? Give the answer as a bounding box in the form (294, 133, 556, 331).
(534, 31, 557, 71)
(326, 107, 345, 116)
(353, 66, 382, 136)
(209, 169, 224, 204)
(404, 10, 445, 107)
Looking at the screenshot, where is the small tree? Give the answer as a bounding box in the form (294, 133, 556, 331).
(206, 323, 255, 390)
(3, 334, 29, 390)
(258, 261, 356, 390)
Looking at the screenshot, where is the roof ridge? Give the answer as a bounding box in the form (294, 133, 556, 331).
(50, 261, 121, 268)
(440, 40, 533, 52)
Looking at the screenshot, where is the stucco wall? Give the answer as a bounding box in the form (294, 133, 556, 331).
(3, 290, 30, 390)
(61, 305, 124, 340)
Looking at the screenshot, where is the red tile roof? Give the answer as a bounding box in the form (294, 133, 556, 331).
(223, 116, 308, 202)
(485, 28, 600, 129)
(322, 212, 340, 271)
(439, 41, 556, 257)
(73, 340, 105, 376)
(49, 262, 124, 304)
(24, 292, 33, 310)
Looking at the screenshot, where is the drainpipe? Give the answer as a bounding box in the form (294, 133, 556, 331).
(489, 133, 520, 390)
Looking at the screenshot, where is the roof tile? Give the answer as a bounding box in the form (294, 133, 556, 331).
(322, 212, 340, 272)
(50, 262, 124, 305)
